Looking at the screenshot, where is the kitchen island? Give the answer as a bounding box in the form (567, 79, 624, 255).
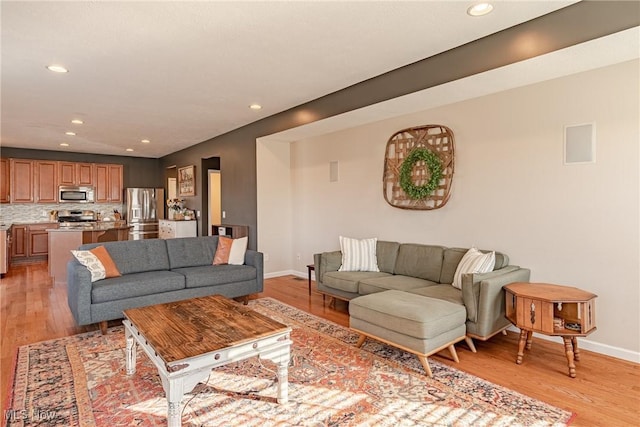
(48, 222, 132, 285)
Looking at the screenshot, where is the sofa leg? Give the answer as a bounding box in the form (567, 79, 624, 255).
(417, 355, 434, 377)
(465, 336, 477, 353)
(233, 296, 249, 305)
(99, 321, 108, 335)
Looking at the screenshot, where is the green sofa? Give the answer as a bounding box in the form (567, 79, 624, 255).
(314, 241, 530, 342)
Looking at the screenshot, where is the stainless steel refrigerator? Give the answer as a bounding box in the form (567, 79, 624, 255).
(124, 188, 165, 240)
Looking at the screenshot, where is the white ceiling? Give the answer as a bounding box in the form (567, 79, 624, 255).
(0, 0, 604, 159)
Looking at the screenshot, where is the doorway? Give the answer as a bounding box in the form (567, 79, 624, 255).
(208, 170, 221, 235)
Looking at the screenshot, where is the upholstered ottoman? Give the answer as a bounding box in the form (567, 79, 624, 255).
(349, 290, 475, 377)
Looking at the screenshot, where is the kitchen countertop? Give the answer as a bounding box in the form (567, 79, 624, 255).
(7, 220, 59, 225)
(48, 223, 132, 232)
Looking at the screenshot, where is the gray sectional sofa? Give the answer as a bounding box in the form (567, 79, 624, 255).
(67, 236, 263, 332)
(314, 241, 530, 341)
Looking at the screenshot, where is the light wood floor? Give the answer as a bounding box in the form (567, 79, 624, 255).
(1, 263, 638, 426)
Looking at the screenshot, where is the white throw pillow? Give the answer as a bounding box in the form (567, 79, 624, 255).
(71, 250, 106, 282)
(452, 247, 496, 289)
(228, 237, 248, 265)
(338, 236, 380, 272)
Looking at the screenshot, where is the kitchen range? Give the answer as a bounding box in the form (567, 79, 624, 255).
(57, 209, 98, 228)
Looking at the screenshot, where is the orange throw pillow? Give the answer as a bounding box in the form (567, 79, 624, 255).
(90, 246, 121, 278)
(213, 237, 233, 265)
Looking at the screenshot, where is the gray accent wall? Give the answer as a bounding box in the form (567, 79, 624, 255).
(159, 1, 639, 249)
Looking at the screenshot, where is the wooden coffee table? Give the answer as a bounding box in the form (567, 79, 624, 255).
(123, 295, 292, 427)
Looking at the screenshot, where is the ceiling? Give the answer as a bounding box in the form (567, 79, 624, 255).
(1, 0, 626, 159)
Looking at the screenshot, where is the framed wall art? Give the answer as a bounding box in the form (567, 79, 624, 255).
(178, 165, 196, 196)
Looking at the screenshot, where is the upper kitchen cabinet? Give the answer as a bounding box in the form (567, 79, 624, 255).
(34, 160, 58, 203)
(9, 159, 34, 203)
(0, 158, 9, 203)
(59, 162, 94, 186)
(95, 164, 123, 203)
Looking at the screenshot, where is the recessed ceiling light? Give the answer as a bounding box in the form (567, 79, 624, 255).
(60, 143, 69, 147)
(249, 104, 262, 110)
(71, 119, 84, 125)
(141, 139, 150, 143)
(65, 131, 76, 136)
(46, 64, 69, 73)
(467, 3, 493, 16)
(126, 148, 134, 152)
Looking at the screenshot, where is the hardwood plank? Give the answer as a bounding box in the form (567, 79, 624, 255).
(1, 264, 638, 426)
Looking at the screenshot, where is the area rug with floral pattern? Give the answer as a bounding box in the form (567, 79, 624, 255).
(6, 297, 574, 426)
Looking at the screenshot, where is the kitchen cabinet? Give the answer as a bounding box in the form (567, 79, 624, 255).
(159, 220, 197, 239)
(0, 158, 9, 203)
(10, 159, 34, 203)
(59, 161, 94, 186)
(95, 164, 123, 203)
(10, 223, 58, 262)
(29, 223, 56, 256)
(34, 160, 58, 203)
(10, 225, 27, 259)
(0, 228, 8, 275)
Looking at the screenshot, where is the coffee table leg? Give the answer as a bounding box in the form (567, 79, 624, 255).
(262, 346, 290, 404)
(276, 357, 289, 404)
(162, 377, 185, 427)
(125, 327, 137, 375)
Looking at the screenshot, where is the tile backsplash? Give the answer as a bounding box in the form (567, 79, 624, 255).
(0, 203, 124, 224)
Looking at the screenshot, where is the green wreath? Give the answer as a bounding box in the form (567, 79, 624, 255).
(399, 148, 443, 200)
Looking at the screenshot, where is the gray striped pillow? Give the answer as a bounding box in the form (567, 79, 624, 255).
(338, 236, 380, 272)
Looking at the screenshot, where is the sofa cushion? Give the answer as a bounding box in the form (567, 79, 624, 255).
(71, 246, 121, 282)
(376, 241, 400, 274)
(91, 270, 185, 303)
(440, 248, 467, 284)
(80, 239, 170, 275)
(173, 264, 256, 288)
(212, 237, 233, 265)
(338, 236, 379, 272)
(166, 236, 219, 269)
(452, 248, 495, 289)
(358, 275, 437, 295)
(441, 248, 509, 283)
(393, 244, 444, 283)
(349, 290, 466, 340)
(323, 271, 391, 293)
(408, 284, 464, 306)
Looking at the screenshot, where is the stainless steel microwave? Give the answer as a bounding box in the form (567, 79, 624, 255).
(58, 186, 95, 203)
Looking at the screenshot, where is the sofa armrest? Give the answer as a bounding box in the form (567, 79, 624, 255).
(244, 250, 264, 292)
(313, 251, 342, 285)
(66, 258, 94, 326)
(461, 266, 531, 323)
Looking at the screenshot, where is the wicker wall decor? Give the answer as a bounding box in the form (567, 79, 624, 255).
(383, 124, 455, 210)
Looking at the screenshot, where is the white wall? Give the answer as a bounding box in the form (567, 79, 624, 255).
(258, 60, 639, 360)
(256, 138, 294, 275)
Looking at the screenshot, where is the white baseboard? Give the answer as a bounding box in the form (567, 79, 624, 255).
(264, 270, 308, 279)
(262, 272, 639, 364)
(264, 269, 312, 280)
(506, 326, 639, 364)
